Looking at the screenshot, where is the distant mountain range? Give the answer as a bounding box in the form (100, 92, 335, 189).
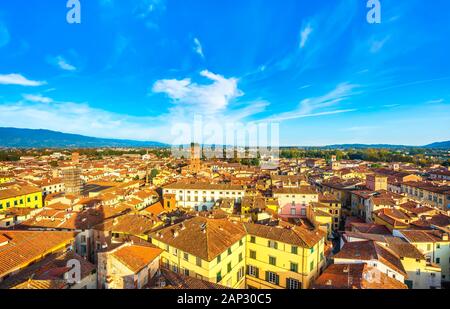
(0, 127, 167, 148)
(424, 141, 450, 149)
(0, 127, 448, 149)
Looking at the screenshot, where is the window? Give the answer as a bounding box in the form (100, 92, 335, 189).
(250, 236, 256, 243)
(239, 253, 243, 262)
(286, 278, 301, 289)
(250, 250, 256, 259)
(184, 253, 189, 261)
(196, 257, 202, 267)
(310, 246, 315, 254)
(320, 252, 324, 261)
(268, 240, 278, 249)
(239, 239, 243, 246)
(228, 248, 232, 256)
(265, 271, 279, 285)
(237, 267, 244, 281)
(184, 269, 190, 276)
(227, 263, 232, 273)
(269, 256, 276, 266)
(217, 254, 221, 263)
(247, 265, 259, 278)
(172, 264, 179, 273)
(290, 262, 298, 273)
(310, 261, 314, 271)
(216, 271, 222, 283)
(173, 248, 178, 256)
(437, 244, 441, 249)
(291, 246, 298, 254)
(436, 258, 440, 264)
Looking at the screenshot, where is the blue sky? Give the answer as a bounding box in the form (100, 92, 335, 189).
(0, 0, 449, 146)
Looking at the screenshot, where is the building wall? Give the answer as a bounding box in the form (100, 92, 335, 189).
(151, 232, 326, 290)
(274, 193, 318, 211)
(401, 184, 448, 210)
(408, 240, 450, 282)
(245, 234, 325, 289)
(152, 236, 247, 288)
(163, 188, 245, 210)
(401, 257, 441, 289)
(0, 191, 43, 211)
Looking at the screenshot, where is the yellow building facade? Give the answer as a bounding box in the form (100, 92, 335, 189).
(0, 185, 43, 211)
(150, 217, 326, 289)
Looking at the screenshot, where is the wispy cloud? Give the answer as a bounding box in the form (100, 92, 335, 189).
(23, 94, 53, 103)
(49, 55, 77, 71)
(0, 74, 46, 86)
(193, 37, 204, 58)
(426, 98, 444, 104)
(299, 24, 313, 48)
(0, 100, 160, 141)
(265, 83, 358, 122)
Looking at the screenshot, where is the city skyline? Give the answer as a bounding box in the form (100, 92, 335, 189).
(0, 0, 449, 146)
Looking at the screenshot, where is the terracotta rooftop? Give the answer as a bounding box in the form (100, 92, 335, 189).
(312, 263, 407, 289)
(111, 244, 163, 273)
(150, 216, 247, 261)
(243, 222, 325, 248)
(0, 231, 75, 278)
(334, 240, 407, 276)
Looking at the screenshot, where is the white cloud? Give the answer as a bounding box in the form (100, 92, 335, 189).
(23, 94, 53, 103)
(193, 37, 204, 58)
(52, 56, 77, 71)
(300, 24, 313, 48)
(426, 99, 444, 104)
(0, 73, 46, 86)
(152, 70, 243, 115)
(265, 83, 358, 122)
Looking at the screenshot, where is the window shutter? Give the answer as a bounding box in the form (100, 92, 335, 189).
(275, 274, 280, 285)
(255, 267, 259, 279)
(246, 266, 250, 275)
(265, 271, 269, 282)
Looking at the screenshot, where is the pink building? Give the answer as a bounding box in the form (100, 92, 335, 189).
(278, 202, 308, 219)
